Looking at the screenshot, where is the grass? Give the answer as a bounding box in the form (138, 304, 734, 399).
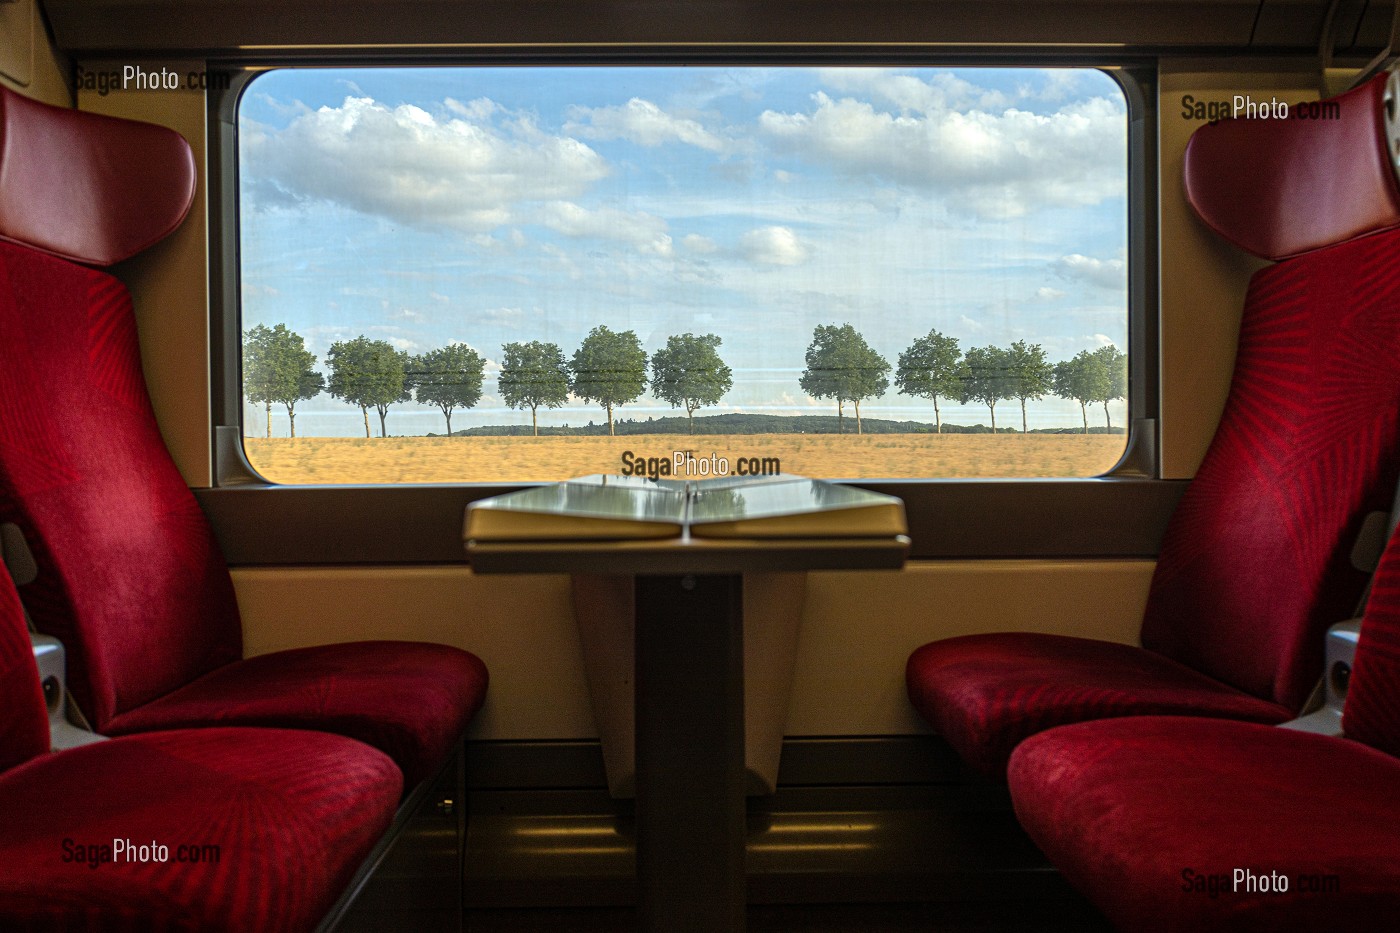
(243, 434, 1129, 485)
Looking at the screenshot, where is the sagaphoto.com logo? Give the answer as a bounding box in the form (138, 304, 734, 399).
(75, 65, 232, 97)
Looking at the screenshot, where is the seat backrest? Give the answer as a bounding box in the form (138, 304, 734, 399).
(1345, 527, 1400, 756)
(1141, 73, 1400, 711)
(0, 571, 49, 773)
(0, 86, 242, 729)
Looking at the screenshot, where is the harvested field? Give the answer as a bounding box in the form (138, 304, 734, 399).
(243, 434, 1129, 484)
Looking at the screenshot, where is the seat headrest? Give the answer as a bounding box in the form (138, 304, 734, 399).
(0, 85, 196, 267)
(1184, 72, 1400, 260)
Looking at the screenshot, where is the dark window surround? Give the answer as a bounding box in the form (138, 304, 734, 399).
(206, 55, 1164, 566)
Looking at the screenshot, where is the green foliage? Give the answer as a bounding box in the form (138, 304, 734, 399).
(1005, 340, 1054, 434)
(499, 340, 571, 436)
(243, 323, 323, 438)
(1090, 344, 1128, 430)
(895, 329, 961, 434)
(327, 335, 408, 438)
(1053, 348, 1111, 434)
(649, 333, 733, 433)
(799, 323, 891, 434)
(569, 326, 648, 435)
(962, 345, 1016, 433)
(411, 343, 485, 436)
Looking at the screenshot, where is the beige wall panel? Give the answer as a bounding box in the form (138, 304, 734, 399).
(787, 560, 1154, 735)
(232, 566, 597, 741)
(1157, 59, 1317, 478)
(233, 560, 1154, 741)
(0, 0, 71, 105)
(78, 59, 212, 487)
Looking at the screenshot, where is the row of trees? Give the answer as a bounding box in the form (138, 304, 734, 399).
(243, 322, 1126, 438)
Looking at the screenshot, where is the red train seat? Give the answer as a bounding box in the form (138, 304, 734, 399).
(907, 72, 1400, 776)
(0, 568, 403, 932)
(0, 85, 487, 789)
(1007, 517, 1400, 932)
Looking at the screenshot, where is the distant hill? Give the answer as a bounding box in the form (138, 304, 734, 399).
(438, 412, 1125, 437)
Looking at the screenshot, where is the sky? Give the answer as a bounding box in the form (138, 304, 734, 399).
(238, 65, 1129, 437)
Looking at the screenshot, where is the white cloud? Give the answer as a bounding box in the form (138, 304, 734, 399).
(1036, 286, 1067, 300)
(538, 201, 674, 256)
(739, 226, 809, 266)
(243, 95, 609, 232)
(1054, 254, 1125, 289)
(565, 98, 728, 152)
(817, 69, 1010, 114)
(758, 91, 1125, 219)
(682, 233, 719, 254)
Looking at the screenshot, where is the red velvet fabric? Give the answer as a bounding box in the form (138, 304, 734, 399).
(1141, 226, 1400, 709)
(0, 86, 196, 267)
(0, 726, 401, 932)
(0, 239, 244, 727)
(909, 224, 1400, 775)
(906, 633, 1290, 776)
(0, 573, 48, 771)
(1184, 74, 1400, 260)
(104, 640, 489, 787)
(1343, 524, 1400, 757)
(0, 241, 489, 785)
(1008, 717, 1400, 933)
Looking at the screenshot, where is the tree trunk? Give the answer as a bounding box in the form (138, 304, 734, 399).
(855, 400, 863, 435)
(1080, 402, 1088, 434)
(362, 407, 371, 438)
(531, 406, 539, 437)
(688, 407, 695, 434)
(286, 405, 297, 439)
(265, 400, 272, 439)
(934, 397, 942, 434)
(1103, 401, 1112, 432)
(837, 400, 844, 434)
(606, 404, 614, 436)
(378, 408, 388, 438)
(989, 402, 997, 433)
(1020, 399, 1028, 435)
(444, 409, 452, 437)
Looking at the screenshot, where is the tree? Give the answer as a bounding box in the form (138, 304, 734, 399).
(243, 323, 323, 439)
(1053, 349, 1110, 434)
(410, 344, 485, 437)
(1091, 344, 1128, 431)
(286, 367, 325, 439)
(326, 336, 408, 438)
(649, 333, 733, 434)
(799, 323, 890, 434)
(962, 345, 1015, 433)
(1005, 340, 1053, 435)
(894, 329, 961, 434)
(569, 326, 648, 436)
(499, 340, 570, 436)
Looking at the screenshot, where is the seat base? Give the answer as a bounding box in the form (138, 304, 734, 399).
(906, 633, 1290, 775)
(1009, 716, 1400, 933)
(105, 640, 488, 787)
(0, 726, 400, 933)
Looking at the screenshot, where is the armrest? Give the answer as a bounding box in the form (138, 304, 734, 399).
(30, 633, 108, 751)
(1278, 618, 1361, 737)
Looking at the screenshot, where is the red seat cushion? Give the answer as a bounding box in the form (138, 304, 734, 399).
(102, 641, 488, 787)
(0, 573, 48, 771)
(907, 633, 1290, 776)
(0, 726, 400, 932)
(1008, 716, 1400, 933)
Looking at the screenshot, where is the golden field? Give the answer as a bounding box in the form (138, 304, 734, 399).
(243, 433, 1128, 484)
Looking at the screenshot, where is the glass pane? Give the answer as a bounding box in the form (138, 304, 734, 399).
(238, 65, 1129, 483)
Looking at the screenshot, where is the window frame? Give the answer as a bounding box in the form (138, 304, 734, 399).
(205, 53, 1168, 564)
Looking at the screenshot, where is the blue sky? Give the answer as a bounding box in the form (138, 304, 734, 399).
(239, 66, 1128, 436)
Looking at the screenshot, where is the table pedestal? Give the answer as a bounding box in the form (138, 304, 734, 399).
(634, 573, 747, 932)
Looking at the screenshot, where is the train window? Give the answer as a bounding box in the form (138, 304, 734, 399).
(236, 66, 1129, 484)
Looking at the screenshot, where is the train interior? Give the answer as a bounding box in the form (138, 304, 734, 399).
(3, 1, 1400, 930)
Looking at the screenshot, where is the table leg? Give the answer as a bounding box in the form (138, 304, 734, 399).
(634, 573, 746, 932)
